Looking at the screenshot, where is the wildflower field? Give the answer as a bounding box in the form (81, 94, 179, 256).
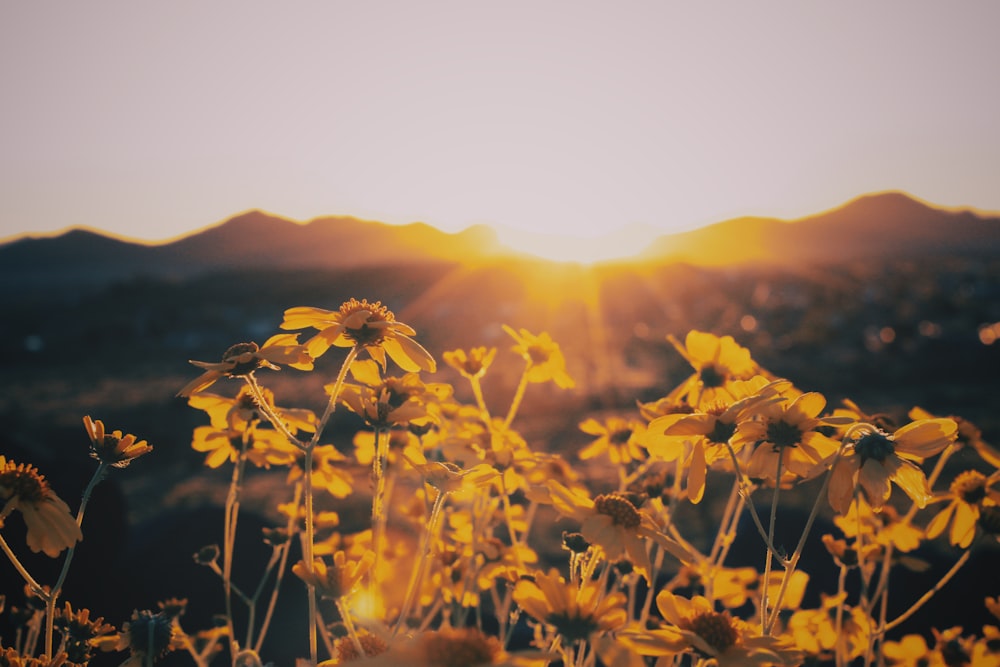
(2, 257, 1000, 667)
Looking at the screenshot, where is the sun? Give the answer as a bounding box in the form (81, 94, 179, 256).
(493, 224, 656, 264)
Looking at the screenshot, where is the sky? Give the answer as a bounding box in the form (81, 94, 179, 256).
(2, 2, 999, 260)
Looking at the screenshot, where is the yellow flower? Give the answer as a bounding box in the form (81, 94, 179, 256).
(745, 391, 847, 485)
(287, 445, 355, 498)
(443, 346, 497, 380)
(828, 418, 958, 515)
(176, 334, 313, 397)
(513, 569, 627, 642)
(665, 330, 760, 409)
(910, 405, 1000, 469)
(187, 385, 317, 435)
(647, 376, 786, 502)
(53, 602, 115, 665)
(0, 457, 82, 557)
(834, 497, 925, 553)
(0, 648, 68, 667)
(403, 456, 498, 497)
(292, 550, 375, 601)
(502, 326, 574, 389)
(281, 298, 435, 372)
(622, 591, 801, 666)
(82, 416, 152, 468)
(543, 480, 690, 582)
(577, 416, 647, 465)
(926, 469, 1000, 548)
(324, 629, 389, 663)
(349, 626, 545, 667)
(785, 592, 870, 662)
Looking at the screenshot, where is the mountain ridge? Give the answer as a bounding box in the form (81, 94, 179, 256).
(2, 191, 997, 290)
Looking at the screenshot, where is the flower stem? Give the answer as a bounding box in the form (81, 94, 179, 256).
(393, 489, 448, 638)
(502, 367, 531, 431)
(45, 462, 108, 657)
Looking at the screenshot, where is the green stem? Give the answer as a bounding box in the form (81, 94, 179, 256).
(244, 374, 305, 450)
(0, 532, 46, 598)
(254, 482, 302, 654)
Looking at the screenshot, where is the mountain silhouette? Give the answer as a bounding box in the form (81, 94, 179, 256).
(2, 192, 997, 294)
(640, 191, 1000, 265)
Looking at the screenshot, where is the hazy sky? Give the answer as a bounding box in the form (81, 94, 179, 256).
(2, 2, 999, 254)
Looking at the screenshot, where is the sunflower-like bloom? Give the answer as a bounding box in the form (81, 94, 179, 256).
(543, 480, 690, 582)
(324, 629, 389, 663)
(443, 346, 497, 380)
(577, 416, 648, 465)
(647, 376, 787, 502)
(828, 418, 958, 515)
(177, 334, 313, 397)
(292, 550, 375, 601)
(502, 326, 574, 389)
(513, 569, 627, 642)
(402, 455, 499, 496)
(281, 298, 435, 373)
(622, 591, 801, 666)
(665, 330, 760, 409)
(0, 457, 82, 557)
(925, 469, 1000, 548)
(53, 602, 115, 665)
(82, 416, 152, 468)
(745, 391, 849, 485)
(188, 385, 317, 436)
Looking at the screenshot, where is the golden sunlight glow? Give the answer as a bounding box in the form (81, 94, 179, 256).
(495, 224, 656, 264)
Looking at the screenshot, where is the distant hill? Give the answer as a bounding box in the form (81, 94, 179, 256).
(0, 211, 512, 291)
(640, 191, 1000, 265)
(1, 192, 997, 294)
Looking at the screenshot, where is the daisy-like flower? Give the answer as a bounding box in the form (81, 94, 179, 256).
(292, 550, 375, 601)
(502, 326, 574, 389)
(827, 418, 958, 515)
(665, 330, 760, 409)
(513, 569, 627, 643)
(188, 385, 317, 436)
(647, 376, 787, 502)
(577, 416, 647, 465)
(287, 444, 354, 498)
(622, 591, 801, 666)
(926, 469, 1000, 548)
(323, 629, 389, 663)
(443, 346, 497, 380)
(402, 455, 498, 497)
(82, 416, 152, 468)
(910, 405, 1000, 469)
(281, 298, 436, 373)
(543, 480, 690, 582)
(53, 602, 115, 665)
(834, 497, 925, 553)
(785, 592, 870, 663)
(339, 383, 430, 432)
(745, 391, 848, 485)
(106, 608, 183, 667)
(0, 457, 82, 557)
(176, 334, 313, 397)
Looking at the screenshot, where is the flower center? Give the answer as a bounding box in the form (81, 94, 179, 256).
(546, 612, 601, 642)
(699, 364, 725, 388)
(854, 430, 895, 463)
(340, 298, 394, 346)
(0, 461, 49, 503)
(222, 342, 264, 376)
(950, 470, 987, 505)
(594, 494, 642, 528)
(686, 611, 739, 654)
(609, 428, 633, 445)
(526, 344, 551, 365)
(125, 611, 174, 658)
(766, 420, 803, 451)
(420, 628, 500, 667)
(707, 419, 737, 445)
(335, 633, 388, 662)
